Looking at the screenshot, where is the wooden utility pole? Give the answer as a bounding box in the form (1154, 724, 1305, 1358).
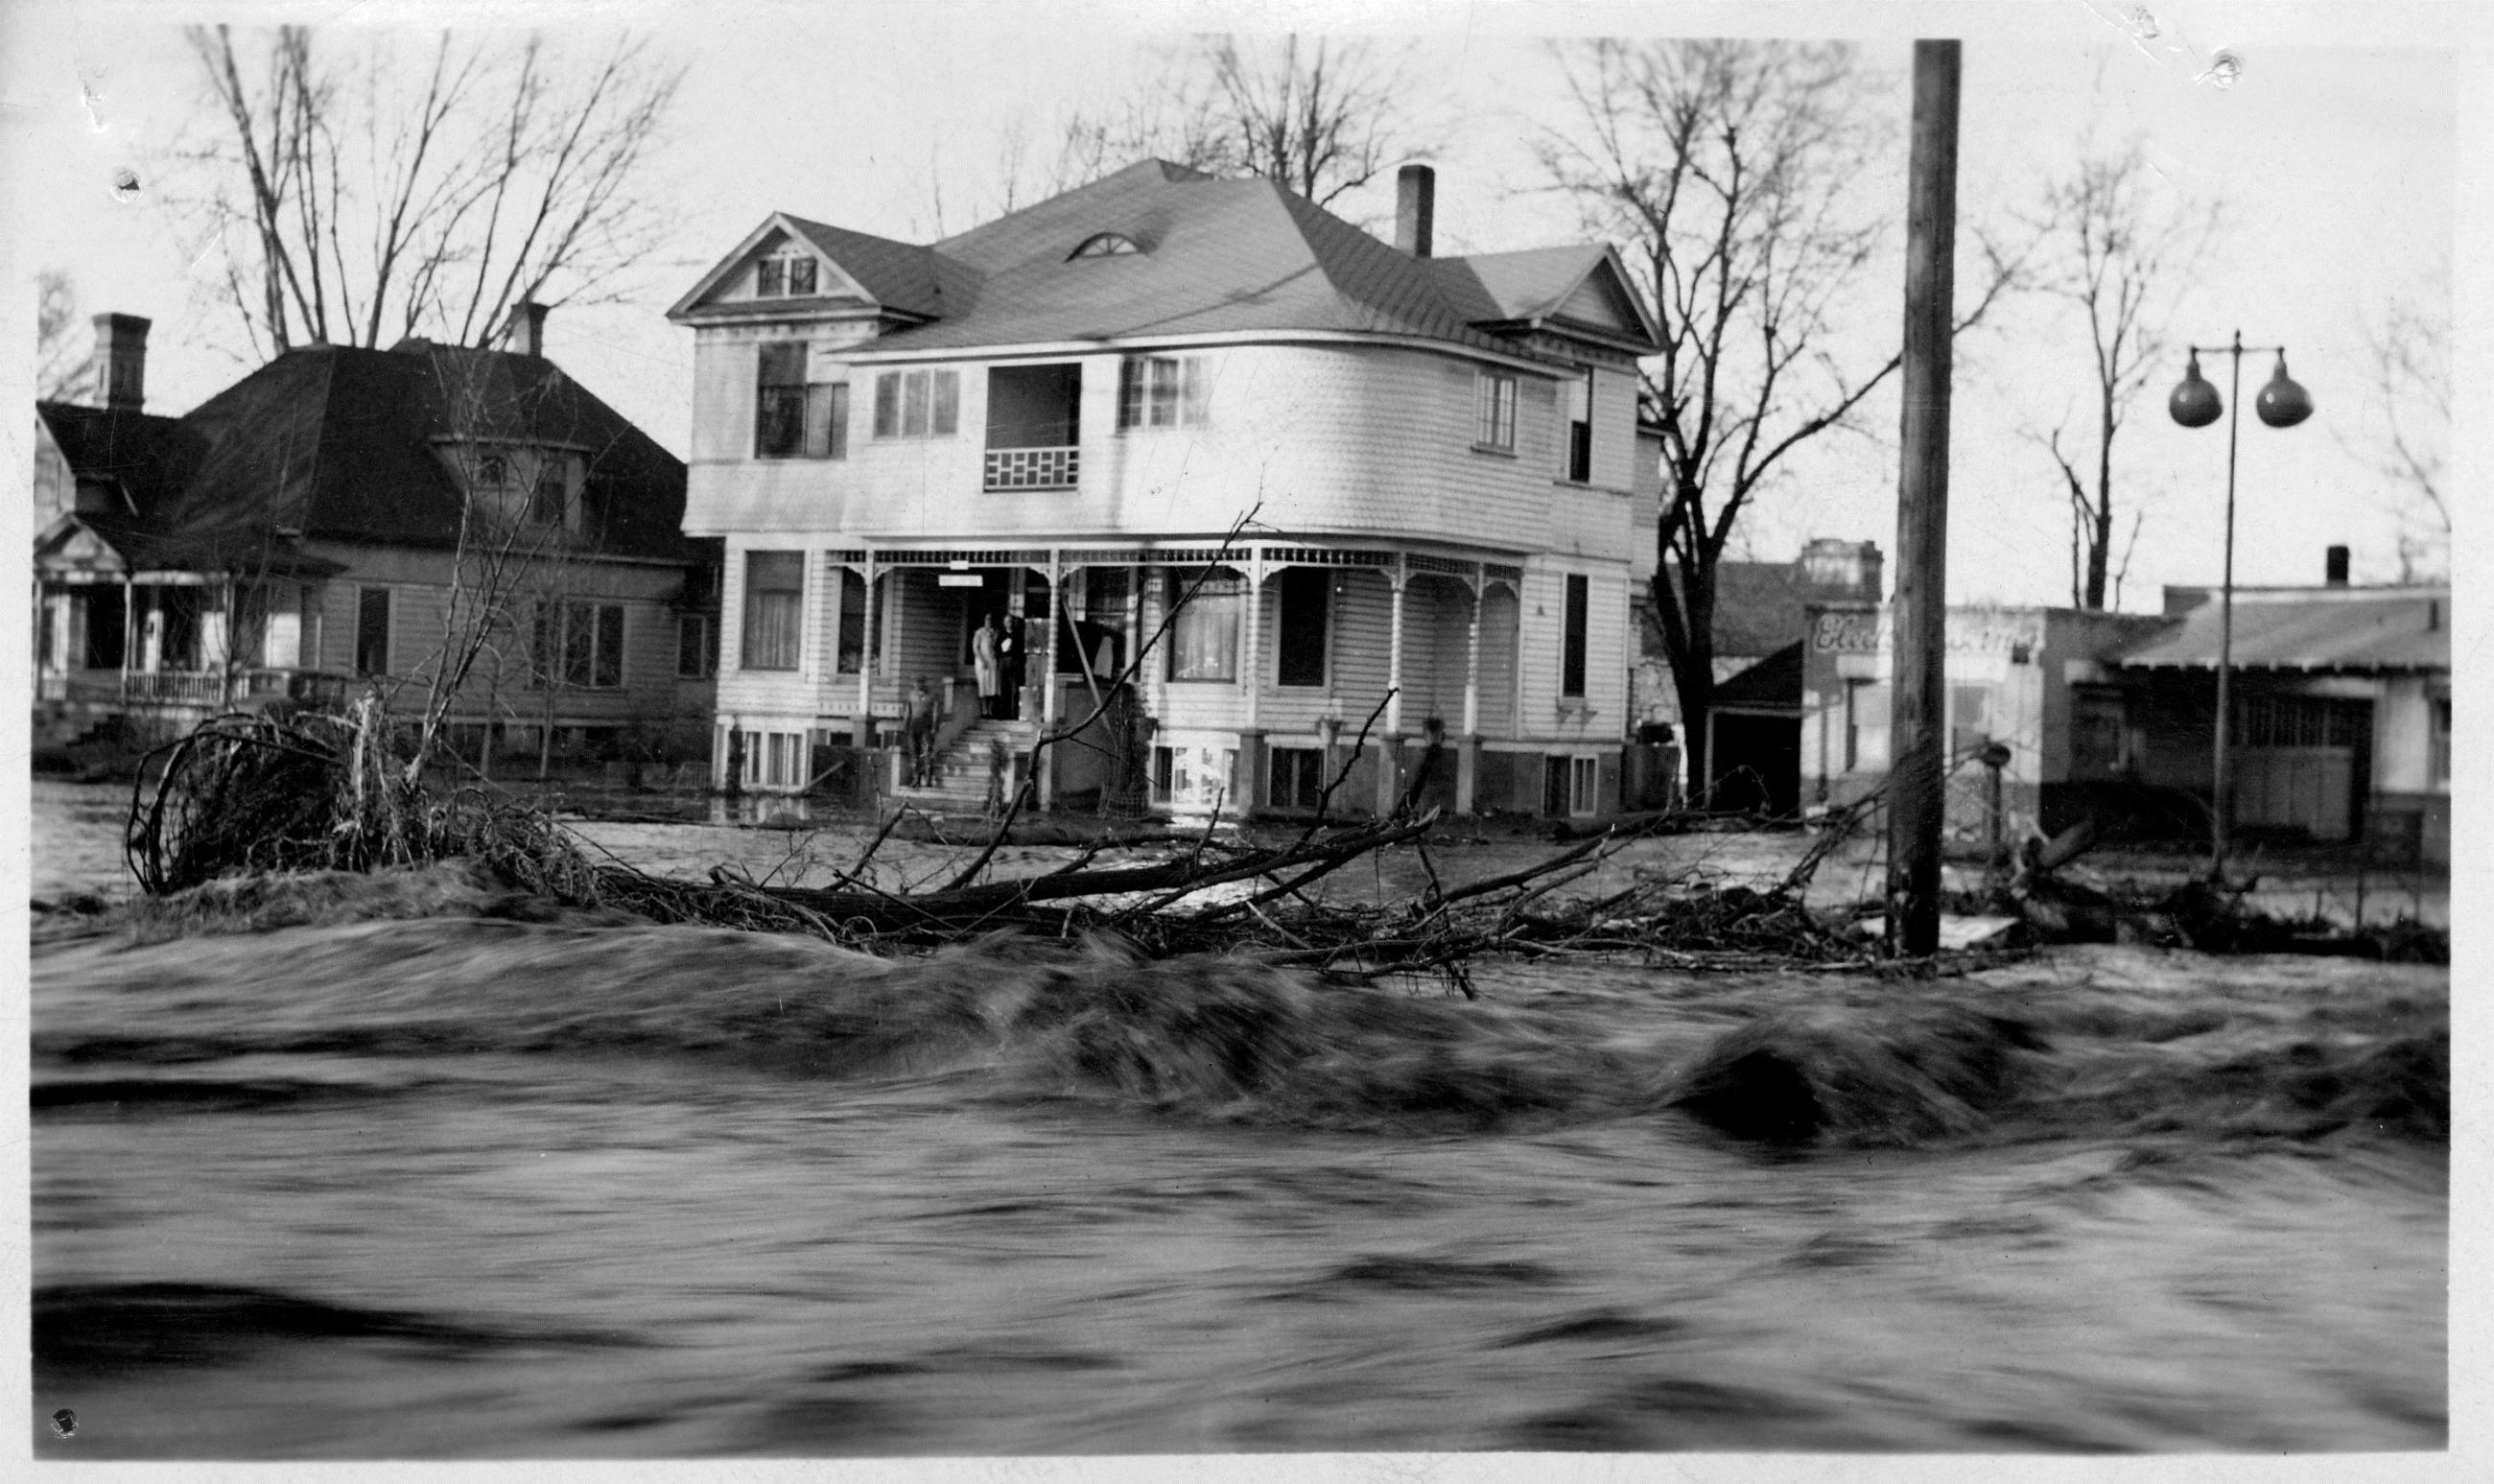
(1886, 38, 1962, 957)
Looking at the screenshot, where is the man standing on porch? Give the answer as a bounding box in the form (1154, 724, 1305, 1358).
(973, 615, 1004, 720)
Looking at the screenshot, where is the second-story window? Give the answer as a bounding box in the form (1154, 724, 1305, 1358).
(757, 343, 850, 459)
(871, 369, 960, 439)
(1475, 371, 1517, 452)
(1562, 369, 1593, 483)
(1118, 355, 1207, 430)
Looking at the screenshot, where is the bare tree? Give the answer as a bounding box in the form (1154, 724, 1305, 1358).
(2027, 141, 2218, 608)
(2347, 294, 2449, 581)
(1538, 39, 2024, 796)
(36, 268, 90, 402)
(925, 35, 1423, 233)
(173, 24, 682, 361)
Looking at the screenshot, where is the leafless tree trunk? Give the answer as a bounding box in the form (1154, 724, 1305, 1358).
(2027, 142, 2217, 609)
(174, 24, 681, 362)
(1537, 39, 2025, 797)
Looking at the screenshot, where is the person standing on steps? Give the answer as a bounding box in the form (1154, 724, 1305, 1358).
(1000, 612, 1024, 721)
(973, 614, 1004, 721)
(905, 676, 938, 788)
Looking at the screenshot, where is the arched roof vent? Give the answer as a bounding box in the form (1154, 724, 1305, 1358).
(1069, 232, 1143, 259)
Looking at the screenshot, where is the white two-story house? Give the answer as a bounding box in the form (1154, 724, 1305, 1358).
(668, 160, 1660, 817)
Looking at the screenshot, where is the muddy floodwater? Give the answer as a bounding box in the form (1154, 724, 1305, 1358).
(28, 781, 2447, 1457)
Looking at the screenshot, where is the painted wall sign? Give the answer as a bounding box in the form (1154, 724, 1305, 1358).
(1809, 609, 2044, 656)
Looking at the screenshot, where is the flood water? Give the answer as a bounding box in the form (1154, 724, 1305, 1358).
(28, 781, 2447, 1457)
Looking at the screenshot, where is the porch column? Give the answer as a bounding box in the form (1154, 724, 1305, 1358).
(1238, 550, 1265, 816)
(1039, 552, 1061, 811)
(852, 554, 876, 745)
(1377, 559, 1408, 817)
(1458, 570, 1484, 814)
(120, 577, 135, 692)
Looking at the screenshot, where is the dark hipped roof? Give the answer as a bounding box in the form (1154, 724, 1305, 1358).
(37, 400, 204, 507)
(2111, 588, 2451, 673)
(701, 160, 1659, 364)
(137, 342, 697, 571)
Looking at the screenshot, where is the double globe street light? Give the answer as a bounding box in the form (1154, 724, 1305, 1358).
(2168, 330, 2314, 877)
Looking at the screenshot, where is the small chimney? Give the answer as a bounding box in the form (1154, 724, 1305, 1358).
(2324, 545, 2349, 587)
(1396, 164, 1435, 258)
(94, 313, 150, 412)
(505, 300, 550, 359)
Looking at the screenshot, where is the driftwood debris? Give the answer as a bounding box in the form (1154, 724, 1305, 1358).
(121, 697, 1893, 985)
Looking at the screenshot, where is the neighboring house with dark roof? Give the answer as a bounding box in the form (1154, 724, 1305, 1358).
(35, 309, 718, 768)
(668, 159, 1663, 816)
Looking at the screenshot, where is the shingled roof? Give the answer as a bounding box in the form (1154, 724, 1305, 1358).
(685, 160, 1659, 364)
(2111, 587, 2452, 674)
(78, 342, 695, 574)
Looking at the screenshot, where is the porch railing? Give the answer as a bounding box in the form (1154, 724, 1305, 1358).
(984, 445, 1079, 491)
(121, 670, 229, 704)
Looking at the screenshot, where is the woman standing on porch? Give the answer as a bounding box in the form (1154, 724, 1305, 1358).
(973, 614, 1003, 720)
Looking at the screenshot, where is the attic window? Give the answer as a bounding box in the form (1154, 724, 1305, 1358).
(757, 252, 817, 298)
(1070, 233, 1142, 259)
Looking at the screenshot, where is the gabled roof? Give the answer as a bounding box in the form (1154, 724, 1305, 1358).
(1433, 245, 1662, 351)
(1713, 640, 1804, 710)
(52, 342, 698, 575)
(2110, 586, 2451, 673)
(678, 160, 1662, 365)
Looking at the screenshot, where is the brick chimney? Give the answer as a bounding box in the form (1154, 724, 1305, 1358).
(1396, 164, 1435, 258)
(504, 300, 550, 358)
(94, 313, 150, 412)
(2325, 545, 2349, 586)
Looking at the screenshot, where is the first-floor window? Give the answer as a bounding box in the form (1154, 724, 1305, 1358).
(2431, 695, 2452, 787)
(535, 601, 625, 689)
(1561, 574, 1588, 697)
(677, 614, 715, 679)
(741, 551, 804, 671)
(835, 569, 867, 674)
(1276, 568, 1329, 688)
(1166, 567, 1241, 681)
(355, 586, 391, 676)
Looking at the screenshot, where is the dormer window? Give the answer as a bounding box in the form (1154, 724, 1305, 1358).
(1070, 233, 1141, 259)
(756, 251, 817, 298)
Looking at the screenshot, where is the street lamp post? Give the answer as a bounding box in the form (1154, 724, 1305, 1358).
(2167, 329, 2313, 878)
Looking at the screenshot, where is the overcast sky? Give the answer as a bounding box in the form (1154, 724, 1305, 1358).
(4, 0, 2476, 608)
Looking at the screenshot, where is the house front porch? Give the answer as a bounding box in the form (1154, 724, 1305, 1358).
(724, 539, 1631, 818)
